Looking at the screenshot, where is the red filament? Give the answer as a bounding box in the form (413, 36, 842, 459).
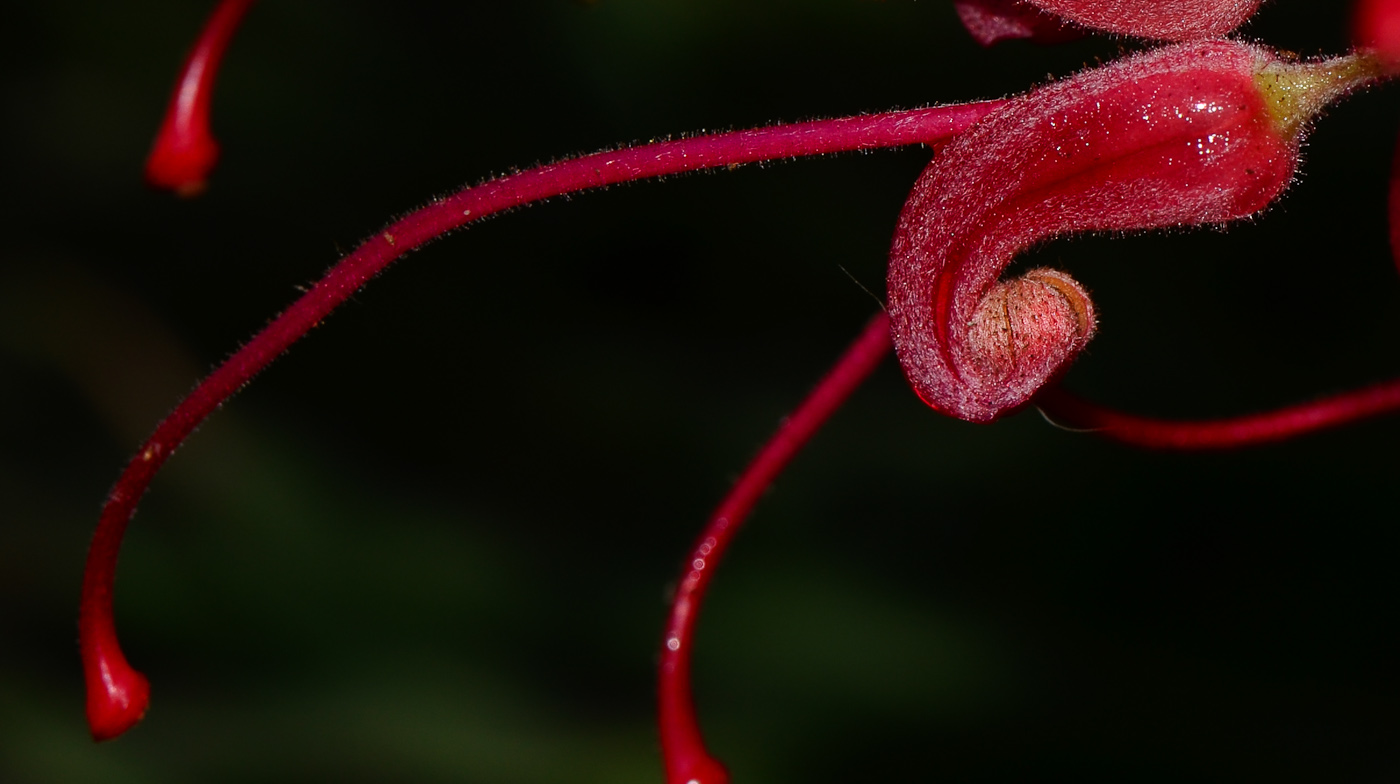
(658, 314, 892, 784)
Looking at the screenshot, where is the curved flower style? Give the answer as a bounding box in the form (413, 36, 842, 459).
(80, 99, 1005, 741)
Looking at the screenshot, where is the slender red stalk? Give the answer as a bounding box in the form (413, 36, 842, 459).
(1035, 381, 1400, 449)
(79, 100, 1003, 742)
(659, 313, 892, 784)
(144, 0, 256, 196)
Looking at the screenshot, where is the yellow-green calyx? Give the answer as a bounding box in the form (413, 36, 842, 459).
(1255, 52, 1386, 140)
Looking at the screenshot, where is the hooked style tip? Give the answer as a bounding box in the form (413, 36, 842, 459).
(142, 0, 255, 196)
(667, 754, 730, 784)
(144, 123, 219, 197)
(83, 642, 150, 742)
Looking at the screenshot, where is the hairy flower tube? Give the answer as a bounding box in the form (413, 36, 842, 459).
(955, 0, 1260, 43)
(888, 40, 1380, 423)
(66, 0, 1400, 780)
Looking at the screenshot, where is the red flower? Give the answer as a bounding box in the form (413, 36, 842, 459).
(889, 41, 1377, 423)
(77, 1, 1400, 780)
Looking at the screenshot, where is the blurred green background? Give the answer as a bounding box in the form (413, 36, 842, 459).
(4, 1, 1400, 782)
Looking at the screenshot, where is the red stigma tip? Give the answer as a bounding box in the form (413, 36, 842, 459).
(82, 640, 150, 742)
(143, 0, 255, 196)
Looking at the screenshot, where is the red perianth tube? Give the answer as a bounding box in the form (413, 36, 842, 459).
(888, 41, 1380, 425)
(1028, 0, 1259, 40)
(80, 101, 1001, 742)
(952, 0, 1081, 46)
(953, 0, 1258, 43)
(1036, 381, 1400, 450)
(658, 313, 892, 784)
(145, 0, 256, 196)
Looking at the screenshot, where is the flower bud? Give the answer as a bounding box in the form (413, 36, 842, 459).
(954, 0, 1259, 43)
(887, 40, 1380, 423)
(953, 0, 1080, 47)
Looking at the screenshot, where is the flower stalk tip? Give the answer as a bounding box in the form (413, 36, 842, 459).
(80, 517, 151, 741)
(82, 639, 150, 742)
(144, 0, 255, 196)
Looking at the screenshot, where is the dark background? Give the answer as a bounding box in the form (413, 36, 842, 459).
(4, 1, 1399, 781)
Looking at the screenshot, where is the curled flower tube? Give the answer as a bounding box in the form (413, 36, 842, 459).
(887, 40, 1382, 424)
(952, 0, 1080, 47)
(1027, 0, 1260, 40)
(954, 0, 1259, 43)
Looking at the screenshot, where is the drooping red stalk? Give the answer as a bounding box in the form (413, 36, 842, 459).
(79, 100, 1003, 742)
(888, 42, 1380, 424)
(144, 0, 256, 196)
(1035, 381, 1400, 449)
(658, 313, 892, 784)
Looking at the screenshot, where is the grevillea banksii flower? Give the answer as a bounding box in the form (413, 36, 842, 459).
(80, 0, 1400, 774)
(954, 0, 1260, 43)
(144, 0, 255, 196)
(887, 40, 1381, 424)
